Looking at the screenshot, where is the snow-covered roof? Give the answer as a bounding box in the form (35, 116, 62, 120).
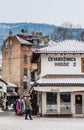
(7, 92, 18, 96)
(36, 77, 84, 85)
(16, 36, 32, 45)
(35, 40, 84, 54)
(7, 82, 17, 88)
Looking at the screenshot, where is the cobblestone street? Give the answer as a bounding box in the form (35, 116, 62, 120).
(0, 112, 84, 130)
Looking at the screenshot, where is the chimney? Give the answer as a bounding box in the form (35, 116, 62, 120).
(22, 29, 28, 36)
(32, 31, 35, 38)
(9, 30, 13, 37)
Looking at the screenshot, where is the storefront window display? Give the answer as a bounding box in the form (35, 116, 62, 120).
(46, 92, 57, 112)
(60, 92, 71, 113)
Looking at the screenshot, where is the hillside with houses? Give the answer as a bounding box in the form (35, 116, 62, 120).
(0, 22, 84, 51)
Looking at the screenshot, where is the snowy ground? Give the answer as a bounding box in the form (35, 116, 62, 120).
(0, 113, 84, 130)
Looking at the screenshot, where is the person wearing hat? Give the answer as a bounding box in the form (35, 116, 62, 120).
(25, 95, 33, 120)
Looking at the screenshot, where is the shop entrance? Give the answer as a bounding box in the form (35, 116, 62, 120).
(75, 94, 82, 114)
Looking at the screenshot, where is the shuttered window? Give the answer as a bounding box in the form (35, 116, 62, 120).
(81, 58, 84, 72)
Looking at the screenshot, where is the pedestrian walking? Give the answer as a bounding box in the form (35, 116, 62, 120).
(25, 95, 33, 120)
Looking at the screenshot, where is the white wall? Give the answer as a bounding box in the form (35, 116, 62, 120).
(0, 82, 6, 93)
(0, 81, 7, 98)
(41, 54, 84, 77)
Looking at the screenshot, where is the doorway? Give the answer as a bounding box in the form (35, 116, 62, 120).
(75, 94, 82, 114)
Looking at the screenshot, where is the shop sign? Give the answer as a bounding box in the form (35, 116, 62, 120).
(50, 88, 59, 92)
(48, 56, 76, 67)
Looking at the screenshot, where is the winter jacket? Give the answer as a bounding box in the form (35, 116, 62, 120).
(25, 98, 32, 110)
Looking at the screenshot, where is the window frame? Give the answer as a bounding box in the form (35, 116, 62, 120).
(46, 92, 57, 105)
(10, 40, 12, 49)
(81, 58, 84, 72)
(24, 68, 28, 77)
(23, 81, 27, 89)
(24, 54, 28, 64)
(5, 42, 8, 49)
(23, 46, 28, 50)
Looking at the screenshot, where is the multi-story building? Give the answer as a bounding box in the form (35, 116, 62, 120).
(2, 31, 32, 95)
(2, 30, 49, 96)
(33, 40, 84, 117)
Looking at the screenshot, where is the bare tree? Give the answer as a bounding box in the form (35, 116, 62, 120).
(61, 22, 73, 28)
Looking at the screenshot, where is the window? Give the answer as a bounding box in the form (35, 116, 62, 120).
(23, 46, 28, 50)
(33, 40, 38, 45)
(46, 92, 57, 112)
(10, 40, 12, 49)
(23, 81, 27, 89)
(31, 71, 35, 81)
(60, 92, 71, 113)
(60, 92, 71, 103)
(0, 86, 2, 89)
(24, 55, 28, 64)
(81, 58, 84, 72)
(24, 68, 27, 76)
(5, 42, 8, 49)
(46, 92, 57, 105)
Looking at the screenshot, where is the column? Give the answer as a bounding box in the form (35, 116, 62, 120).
(71, 92, 74, 116)
(42, 92, 46, 115)
(57, 92, 60, 114)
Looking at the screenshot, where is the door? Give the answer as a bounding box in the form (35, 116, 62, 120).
(75, 94, 82, 114)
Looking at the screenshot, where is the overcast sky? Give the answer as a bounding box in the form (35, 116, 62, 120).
(0, 0, 84, 27)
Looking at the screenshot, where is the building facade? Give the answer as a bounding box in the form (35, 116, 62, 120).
(2, 31, 32, 95)
(0, 78, 18, 109)
(33, 40, 84, 117)
(2, 30, 48, 96)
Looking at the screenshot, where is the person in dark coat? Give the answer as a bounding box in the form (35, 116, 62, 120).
(25, 95, 33, 120)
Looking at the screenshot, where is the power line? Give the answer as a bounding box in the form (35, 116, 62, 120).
(2, 56, 30, 61)
(0, 56, 31, 61)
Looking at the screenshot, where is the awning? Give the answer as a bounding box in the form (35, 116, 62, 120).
(0, 89, 3, 92)
(34, 86, 84, 92)
(7, 92, 19, 96)
(36, 78, 84, 85)
(7, 82, 17, 88)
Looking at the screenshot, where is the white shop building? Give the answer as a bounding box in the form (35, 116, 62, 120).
(33, 40, 84, 117)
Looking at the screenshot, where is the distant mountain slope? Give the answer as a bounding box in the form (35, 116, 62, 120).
(0, 23, 55, 40)
(0, 22, 84, 51)
(51, 26, 84, 41)
(0, 22, 55, 51)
